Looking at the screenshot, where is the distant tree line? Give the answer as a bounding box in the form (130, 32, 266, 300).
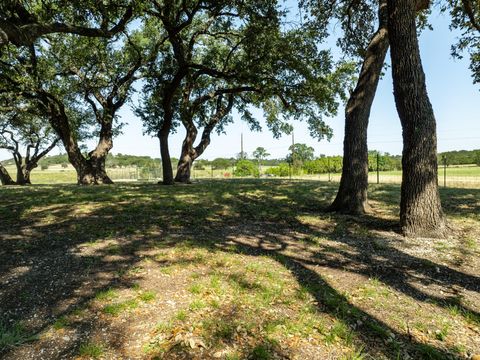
(438, 149, 480, 166)
(7, 148, 477, 175)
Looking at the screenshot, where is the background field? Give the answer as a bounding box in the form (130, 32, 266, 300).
(6, 163, 480, 188)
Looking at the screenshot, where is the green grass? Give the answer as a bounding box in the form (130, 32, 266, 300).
(0, 321, 36, 350)
(249, 344, 273, 360)
(1, 180, 479, 359)
(325, 321, 353, 345)
(138, 290, 156, 302)
(95, 288, 119, 301)
(5, 163, 480, 186)
(380, 166, 480, 178)
(175, 310, 187, 321)
(52, 316, 70, 330)
(102, 299, 138, 316)
(78, 342, 105, 358)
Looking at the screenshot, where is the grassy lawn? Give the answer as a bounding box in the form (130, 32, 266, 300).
(381, 166, 480, 177)
(0, 180, 479, 359)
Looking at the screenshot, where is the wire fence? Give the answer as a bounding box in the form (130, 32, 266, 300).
(106, 165, 480, 189)
(104, 137, 480, 187)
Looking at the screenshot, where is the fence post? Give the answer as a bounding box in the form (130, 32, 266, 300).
(443, 155, 447, 188)
(376, 152, 380, 184)
(328, 158, 331, 182)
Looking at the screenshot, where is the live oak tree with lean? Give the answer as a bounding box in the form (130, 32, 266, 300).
(1, 31, 150, 184)
(0, 99, 59, 185)
(137, 0, 353, 184)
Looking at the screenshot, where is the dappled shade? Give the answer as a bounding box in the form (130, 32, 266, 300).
(1, 180, 479, 358)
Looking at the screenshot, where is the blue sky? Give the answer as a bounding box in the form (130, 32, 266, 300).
(1, 7, 479, 162)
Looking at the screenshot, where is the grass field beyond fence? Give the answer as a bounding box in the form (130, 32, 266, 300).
(5, 163, 480, 188)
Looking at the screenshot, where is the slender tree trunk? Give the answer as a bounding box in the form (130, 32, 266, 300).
(387, 0, 446, 237)
(159, 129, 174, 185)
(0, 162, 15, 185)
(175, 124, 198, 183)
(328, 0, 389, 214)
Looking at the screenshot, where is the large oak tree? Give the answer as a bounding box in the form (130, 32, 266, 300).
(138, 0, 353, 184)
(387, 0, 447, 236)
(1, 31, 149, 184)
(327, 0, 390, 214)
(0, 99, 59, 185)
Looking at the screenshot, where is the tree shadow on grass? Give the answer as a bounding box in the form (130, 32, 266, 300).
(0, 180, 479, 358)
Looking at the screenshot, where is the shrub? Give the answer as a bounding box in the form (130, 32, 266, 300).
(265, 163, 297, 177)
(234, 160, 259, 177)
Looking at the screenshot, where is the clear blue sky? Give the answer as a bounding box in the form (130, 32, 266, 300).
(1, 7, 479, 162)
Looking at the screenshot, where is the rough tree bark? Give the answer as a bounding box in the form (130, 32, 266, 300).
(175, 95, 234, 184)
(175, 123, 198, 183)
(16, 164, 32, 185)
(387, 0, 446, 237)
(49, 107, 113, 185)
(157, 100, 175, 185)
(175, 121, 217, 183)
(82, 117, 115, 185)
(328, 0, 389, 214)
(157, 69, 188, 186)
(0, 162, 15, 185)
(159, 131, 174, 185)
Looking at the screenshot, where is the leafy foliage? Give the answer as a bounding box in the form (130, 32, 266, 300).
(0, 0, 133, 47)
(252, 147, 270, 164)
(136, 0, 354, 150)
(438, 149, 480, 166)
(443, 0, 480, 85)
(286, 143, 315, 169)
(234, 159, 259, 177)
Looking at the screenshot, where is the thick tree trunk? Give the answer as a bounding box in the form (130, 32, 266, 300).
(0, 162, 16, 185)
(329, 0, 389, 214)
(77, 158, 113, 185)
(15, 165, 32, 185)
(63, 139, 113, 185)
(51, 112, 113, 185)
(79, 133, 114, 185)
(159, 130, 174, 185)
(175, 120, 216, 184)
(387, 0, 446, 237)
(175, 154, 194, 183)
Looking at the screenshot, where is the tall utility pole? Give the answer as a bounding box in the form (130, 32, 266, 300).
(292, 131, 295, 163)
(290, 130, 295, 180)
(241, 133, 244, 160)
